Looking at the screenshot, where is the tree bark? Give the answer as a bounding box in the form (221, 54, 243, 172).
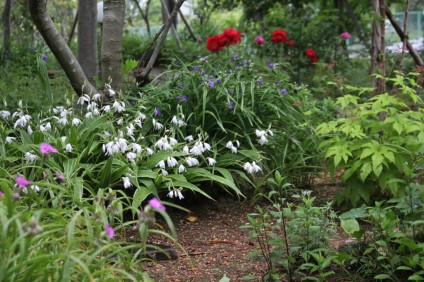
(28, 0, 98, 96)
(370, 0, 386, 95)
(78, 0, 98, 83)
(101, 0, 126, 92)
(2, 0, 12, 64)
(162, 0, 177, 28)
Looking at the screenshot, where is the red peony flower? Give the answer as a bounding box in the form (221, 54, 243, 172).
(271, 29, 288, 43)
(207, 35, 224, 52)
(222, 28, 242, 45)
(288, 39, 295, 47)
(305, 48, 316, 58)
(305, 48, 318, 63)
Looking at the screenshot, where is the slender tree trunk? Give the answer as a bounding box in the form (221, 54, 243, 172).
(399, 0, 410, 71)
(2, 0, 12, 65)
(28, 0, 98, 97)
(370, 0, 386, 95)
(162, 0, 177, 28)
(78, 0, 98, 83)
(343, 0, 370, 50)
(101, 0, 125, 92)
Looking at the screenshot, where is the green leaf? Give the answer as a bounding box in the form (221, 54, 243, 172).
(219, 274, 230, 282)
(360, 162, 372, 182)
(340, 218, 360, 234)
(374, 274, 392, 280)
(99, 157, 113, 188)
(132, 187, 152, 210)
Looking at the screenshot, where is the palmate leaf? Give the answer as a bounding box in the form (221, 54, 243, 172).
(360, 162, 372, 182)
(371, 152, 384, 177)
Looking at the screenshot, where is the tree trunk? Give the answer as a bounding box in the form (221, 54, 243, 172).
(162, 0, 177, 28)
(2, 0, 12, 65)
(370, 0, 386, 95)
(28, 0, 98, 97)
(133, 0, 151, 36)
(101, 0, 125, 92)
(78, 0, 98, 83)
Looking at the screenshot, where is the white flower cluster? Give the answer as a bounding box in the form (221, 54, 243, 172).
(226, 140, 240, 153)
(255, 129, 273, 145)
(243, 161, 262, 174)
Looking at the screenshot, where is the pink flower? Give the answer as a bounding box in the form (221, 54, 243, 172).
(0, 191, 4, 197)
(105, 224, 114, 239)
(40, 143, 58, 154)
(148, 197, 166, 211)
(16, 176, 32, 188)
(55, 171, 64, 180)
(255, 36, 264, 45)
(340, 32, 351, 39)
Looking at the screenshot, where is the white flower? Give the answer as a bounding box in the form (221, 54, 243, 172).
(146, 148, 154, 155)
(137, 112, 146, 121)
(156, 160, 166, 169)
(112, 101, 125, 113)
(255, 129, 265, 137)
(182, 146, 189, 154)
(190, 145, 202, 156)
(58, 116, 68, 124)
(92, 93, 102, 101)
(31, 185, 40, 193)
(267, 129, 274, 136)
(122, 176, 132, 189)
(131, 143, 142, 154)
(105, 84, 116, 96)
(152, 119, 163, 130)
(72, 118, 82, 126)
(117, 138, 128, 153)
(185, 135, 194, 142)
(178, 164, 186, 173)
(14, 115, 31, 128)
(77, 94, 90, 105)
(226, 141, 234, 149)
(102, 105, 111, 113)
(207, 157, 216, 166)
(244, 161, 262, 174)
(0, 110, 11, 119)
(39, 122, 51, 132)
(127, 123, 135, 137)
(5, 136, 16, 144)
(186, 157, 199, 167)
(65, 143, 73, 152)
(235, 140, 240, 147)
(171, 116, 186, 127)
(25, 152, 38, 163)
(167, 157, 178, 167)
(126, 152, 137, 162)
(61, 136, 67, 144)
(258, 135, 268, 145)
(167, 188, 184, 200)
(27, 125, 33, 135)
(169, 137, 178, 146)
(203, 143, 211, 151)
(161, 169, 168, 176)
(116, 118, 123, 125)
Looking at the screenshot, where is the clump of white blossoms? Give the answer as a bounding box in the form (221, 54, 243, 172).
(167, 187, 184, 200)
(255, 129, 273, 145)
(226, 140, 240, 153)
(244, 161, 262, 174)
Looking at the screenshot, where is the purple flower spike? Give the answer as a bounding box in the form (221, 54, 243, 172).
(40, 143, 58, 155)
(148, 197, 166, 211)
(281, 88, 288, 95)
(154, 107, 161, 116)
(228, 101, 234, 109)
(209, 81, 215, 88)
(182, 95, 188, 102)
(193, 65, 200, 71)
(179, 82, 183, 88)
(106, 224, 114, 239)
(268, 63, 274, 70)
(41, 54, 48, 61)
(16, 176, 32, 188)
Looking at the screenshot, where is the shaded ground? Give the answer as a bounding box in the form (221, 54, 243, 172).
(142, 182, 351, 281)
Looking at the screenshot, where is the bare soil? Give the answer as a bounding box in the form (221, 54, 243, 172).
(141, 183, 351, 281)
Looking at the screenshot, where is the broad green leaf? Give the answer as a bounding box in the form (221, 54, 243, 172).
(340, 218, 360, 234)
(132, 187, 152, 210)
(360, 162, 372, 182)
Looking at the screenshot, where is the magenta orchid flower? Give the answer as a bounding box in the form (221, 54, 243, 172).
(40, 143, 58, 154)
(255, 36, 265, 45)
(340, 32, 351, 39)
(105, 224, 114, 239)
(16, 176, 32, 188)
(148, 197, 166, 211)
